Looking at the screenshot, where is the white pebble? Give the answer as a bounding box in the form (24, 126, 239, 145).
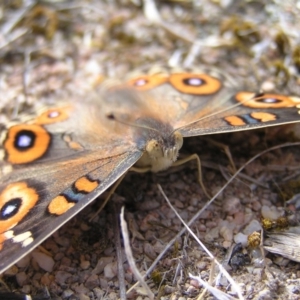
(261, 205, 280, 220)
(220, 226, 233, 242)
(31, 251, 55, 272)
(243, 220, 262, 235)
(104, 261, 117, 279)
(62, 289, 74, 298)
(234, 232, 248, 246)
(223, 197, 241, 215)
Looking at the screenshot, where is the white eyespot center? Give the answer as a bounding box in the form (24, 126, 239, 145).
(48, 111, 59, 118)
(2, 203, 17, 217)
(18, 135, 32, 148)
(134, 79, 147, 86)
(187, 78, 203, 86)
(262, 98, 277, 103)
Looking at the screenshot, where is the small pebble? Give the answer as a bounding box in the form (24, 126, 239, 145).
(261, 205, 280, 220)
(223, 240, 232, 248)
(55, 271, 72, 284)
(80, 223, 91, 231)
(80, 260, 90, 270)
(261, 80, 275, 91)
(93, 288, 105, 299)
(85, 274, 99, 289)
(144, 243, 156, 259)
(60, 257, 71, 267)
(205, 227, 219, 242)
(234, 232, 248, 246)
(62, 289, 74, 298)
(16, 271, 28, 286)
(252, 200, 261, 212)
(20, 285, 31, 295)
(223, 196, 241, 215)
(55, 236, 70, 247)
(104, 262, 117, 279)
(4, 265, 18, 276)
(100, 278, 108, 289)
(16, 255, 31, 268)
(243, 220, 262, 235)
(40, 273, 53, 286)
(190, 279, 200, 288)
(79, 293, 90, 300)
(74, 283, 89, 295)
(108, 292, 118, 299)
(196, 261, 207, 270)
(220, 226, 233, 242)
(31, 251, 55, 272)
(164, 285, 176, 294)
(233, 212, 245, 225)
(92, 257, 114, 275)
(175, 199, 184, 208)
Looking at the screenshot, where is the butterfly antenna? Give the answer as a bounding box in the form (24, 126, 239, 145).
(173, 92, 257, 134)
(107, 113, 161, 134)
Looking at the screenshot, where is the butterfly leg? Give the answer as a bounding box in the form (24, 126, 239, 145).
(132, 157, 212, 198)
(172, 154, 211, 198)
(204, 137, 237, 173)
(89, 167, 153, 221)
(89, 174, 127, 221)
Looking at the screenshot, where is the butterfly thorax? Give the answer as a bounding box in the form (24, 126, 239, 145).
(133, 117, 183, 172)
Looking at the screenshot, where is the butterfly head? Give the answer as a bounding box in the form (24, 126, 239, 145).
(133, 118, 183, 172)
(143, 130, 183, 172)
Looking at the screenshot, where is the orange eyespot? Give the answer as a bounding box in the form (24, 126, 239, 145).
(127, 74, 168, 91)
(4, 124, 51, 164)
(235, 92, 299, 108)
(169, 73, 222, 95)
(0, 182, 39, 235)
(34, 106, 72, 125)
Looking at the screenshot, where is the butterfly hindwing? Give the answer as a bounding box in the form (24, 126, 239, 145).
(125, 67, 300, 136)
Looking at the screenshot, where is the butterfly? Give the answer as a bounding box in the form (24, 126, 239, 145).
(0, 66, 299, 274)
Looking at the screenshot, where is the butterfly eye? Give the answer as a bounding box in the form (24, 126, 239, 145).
(34, 106, 71, 125)
(169, 73, 222, 95)
(127, 74, 168, 91)
(4, 124, 51, 164)
(235, 92, 300, 108)
(174, 131, 183, 150)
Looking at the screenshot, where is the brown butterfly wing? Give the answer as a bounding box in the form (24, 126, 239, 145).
(125, 69, 300, 137)
(0, 147, 141, 273)
(0, 94, 144, 273)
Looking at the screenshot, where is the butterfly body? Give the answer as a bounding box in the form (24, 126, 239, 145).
(0, 67, 299, 273)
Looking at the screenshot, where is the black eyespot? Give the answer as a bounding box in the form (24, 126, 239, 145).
(14, 130, 36, 151)
(256, 97, 282, 104)
(183, 77, 205, 87)
(0, 198, 22, 220)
